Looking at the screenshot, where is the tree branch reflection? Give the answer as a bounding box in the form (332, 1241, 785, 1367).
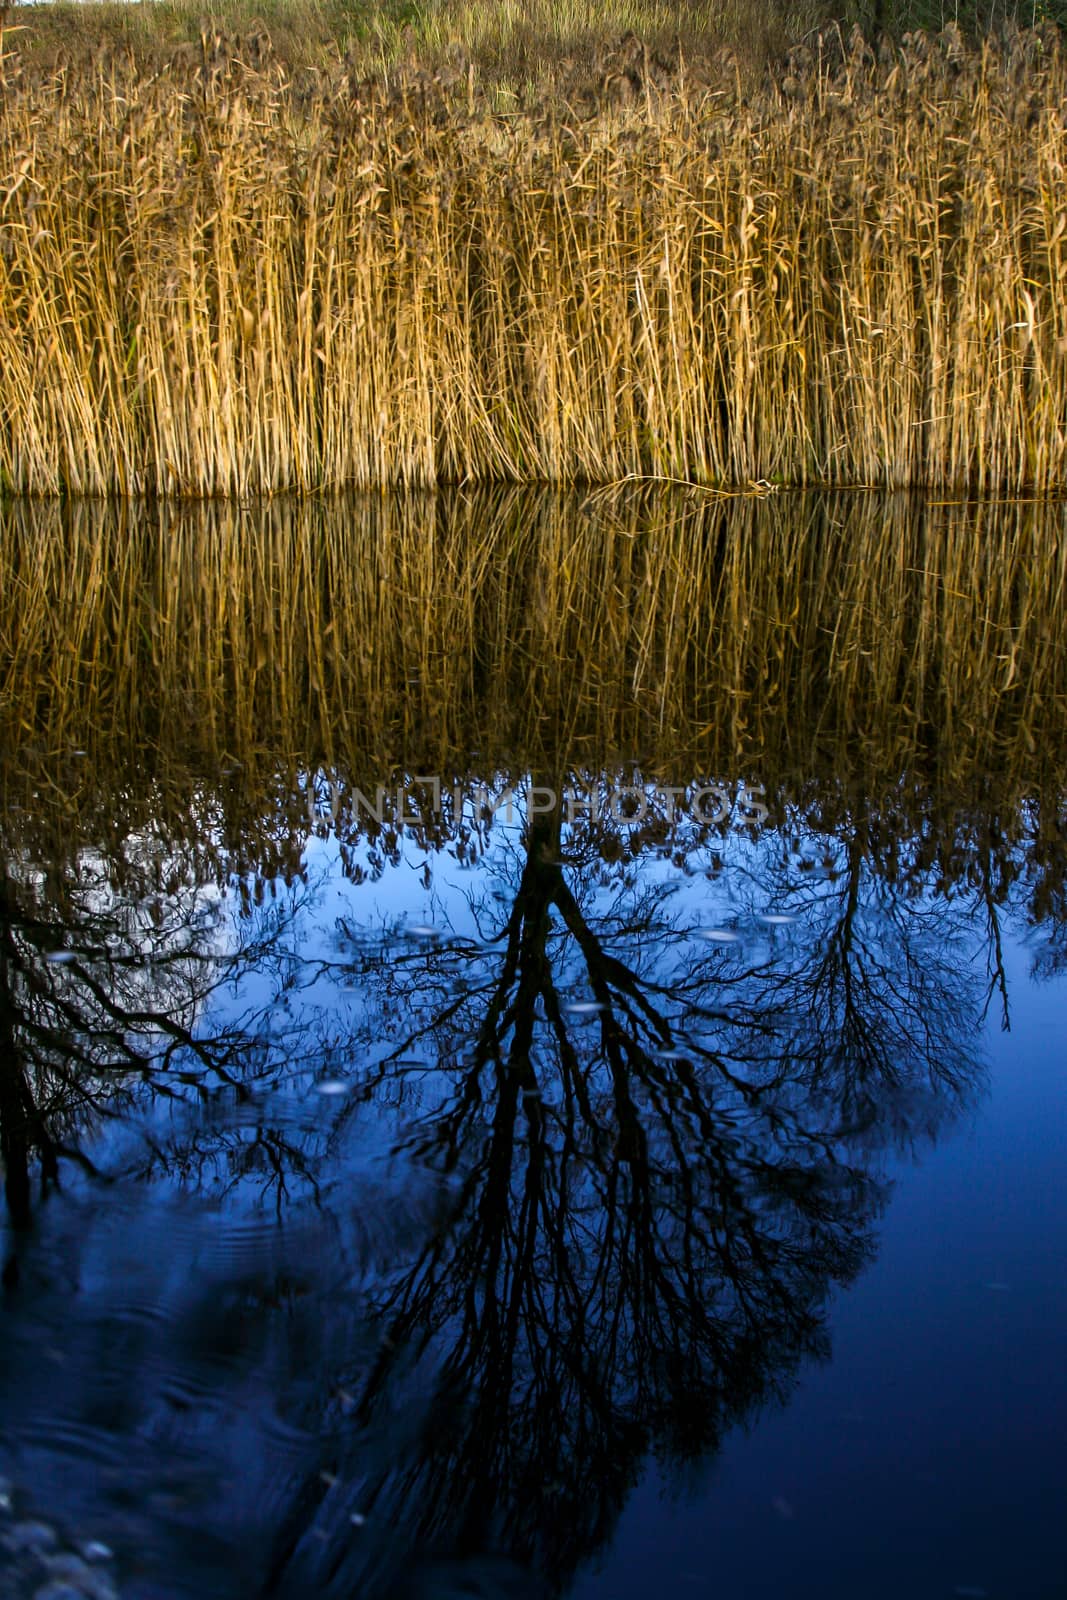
(0, 771, 1050, 1599)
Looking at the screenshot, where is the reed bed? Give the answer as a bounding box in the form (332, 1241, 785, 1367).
(0, 25, 1065, 494)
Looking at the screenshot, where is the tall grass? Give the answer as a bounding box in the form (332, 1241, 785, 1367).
(1, 25, 1066, 494)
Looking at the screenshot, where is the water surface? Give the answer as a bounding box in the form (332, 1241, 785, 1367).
(0, 490, 1065, 1599)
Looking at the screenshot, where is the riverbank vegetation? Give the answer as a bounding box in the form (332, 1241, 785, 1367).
(1, 21, 1066, 493)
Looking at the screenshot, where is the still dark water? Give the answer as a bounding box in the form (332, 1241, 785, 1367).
(0, 490, 1065, 1599)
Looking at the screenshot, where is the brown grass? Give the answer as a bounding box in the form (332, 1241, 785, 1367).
(1, 25, 1066, 493)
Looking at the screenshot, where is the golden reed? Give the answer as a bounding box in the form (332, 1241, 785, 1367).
(1, 26, 1066, 495)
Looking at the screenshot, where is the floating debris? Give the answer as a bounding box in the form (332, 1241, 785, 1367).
(79, 1543, 113, 1565)
(758, 913, 797, 926)
(314, 1080, 349, 1096)
(694, 928, 740, 943)
(564, 1001, 606, 1016)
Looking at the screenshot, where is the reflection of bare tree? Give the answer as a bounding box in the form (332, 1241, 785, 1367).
(0, 779, 1030, 1600)
(757, 782, 1067, 1030)
(256, 797, 985, 1599)
(0, 843, 314, 1276)
(706, 823, 982, 1148)
(1008, 795, 1067, 983)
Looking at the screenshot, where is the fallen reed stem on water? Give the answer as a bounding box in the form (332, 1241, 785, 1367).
(1, 25, 1066, 495)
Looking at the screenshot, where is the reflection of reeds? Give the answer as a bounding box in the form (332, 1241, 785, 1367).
(1, 29, 1066, 493)
(1, 489, 1064, 788)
